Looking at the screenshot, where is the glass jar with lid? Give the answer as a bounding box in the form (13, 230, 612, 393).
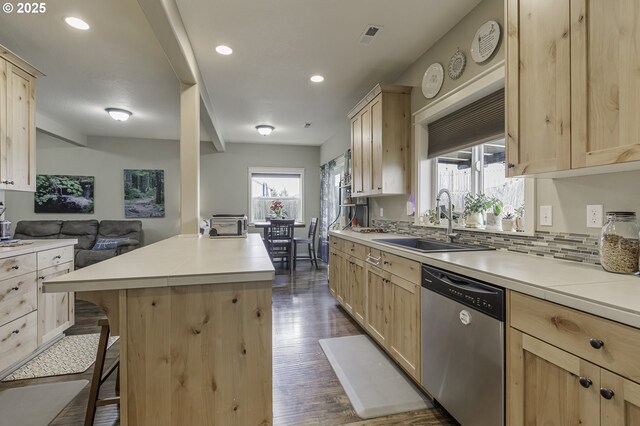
(599, 211, 640, 274)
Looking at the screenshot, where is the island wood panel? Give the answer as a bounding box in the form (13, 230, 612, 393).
(0, 272, 37, 327)
(506, 0, 571, 176)
(571, 0, 640, 168)
(0, 310, 37, 371)
(122, 281, 272, 426)
(77, 290, 121, 335)
(38, 263, 74, 344)
(0, 253, 36, 281)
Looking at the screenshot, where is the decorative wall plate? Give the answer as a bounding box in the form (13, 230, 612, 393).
(422, 63, 444, 99)
(471, 20, 501, 63)
(448, 48, 466, 80)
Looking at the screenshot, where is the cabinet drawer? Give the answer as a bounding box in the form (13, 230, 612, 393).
(343, 241, 366, 260)
(511, 292, 640, 382)
(0, 272, 37, 327)
(0, 254, 36, 281)
(365, 248, 382, 267)
(380, 251, 420, 284)
(37, 246, 74, 270)
(329, 236, 344, 252)
(0, 311, 37, 372)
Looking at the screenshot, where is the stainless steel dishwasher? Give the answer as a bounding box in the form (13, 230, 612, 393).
(421, 264, 504, 426)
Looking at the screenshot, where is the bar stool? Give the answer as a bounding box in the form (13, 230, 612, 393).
(84, 319, 120, 426)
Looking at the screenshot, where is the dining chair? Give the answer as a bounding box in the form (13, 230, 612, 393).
(293, 217, 319, 269)
(267, 219, 295, 273)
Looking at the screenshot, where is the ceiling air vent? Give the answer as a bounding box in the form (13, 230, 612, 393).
(358, 25, 383, 45)
(304, 122, 312, 128)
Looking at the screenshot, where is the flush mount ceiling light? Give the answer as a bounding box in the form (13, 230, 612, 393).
(255, 125, 274, 136)
(310, 75, 324, 83)
(64, 17, 90, 30)
(215, 45, 233, 55)
(105, 108, 132, 122)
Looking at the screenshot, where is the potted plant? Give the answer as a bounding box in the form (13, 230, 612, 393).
(269, 200, 286, 218)
(502, 212, 516, 232)
(486, 198, 503, 230)
(515, 205, 525, 232)
(463, 193, 491, 228)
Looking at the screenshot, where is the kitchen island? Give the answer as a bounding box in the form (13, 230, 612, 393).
(45, 233, 275, 426)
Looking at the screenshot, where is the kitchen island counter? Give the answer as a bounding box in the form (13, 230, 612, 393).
(45, 233, 275, 426)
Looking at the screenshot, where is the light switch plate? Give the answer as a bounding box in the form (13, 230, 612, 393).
(379, 208, 384, 217)
(540, 205, 553, 226)
(587, 204, 604, 228)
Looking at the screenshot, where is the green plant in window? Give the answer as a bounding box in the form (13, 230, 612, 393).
(463, 193, 491, 215)
(490, 198, 504, 216)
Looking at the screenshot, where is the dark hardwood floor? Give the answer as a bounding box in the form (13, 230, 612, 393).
(0, 262, 456, 426)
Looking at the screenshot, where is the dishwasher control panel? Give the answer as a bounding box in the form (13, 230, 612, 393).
(422, 264, 504, 320)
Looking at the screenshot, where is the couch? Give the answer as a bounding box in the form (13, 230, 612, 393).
(13, 219, 143, 268)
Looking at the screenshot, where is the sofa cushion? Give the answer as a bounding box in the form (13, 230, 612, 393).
(98, 220, 142, 243)
(59, 220, 99, 250)
(75, 249, 116, 269)
(13, 220, 63, 239)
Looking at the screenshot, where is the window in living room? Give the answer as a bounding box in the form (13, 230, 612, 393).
(248, 168, 304, 223)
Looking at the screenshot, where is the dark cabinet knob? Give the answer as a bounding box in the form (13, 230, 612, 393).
(579, 377, 593, 388)
(53, 255, 62, 260)
(12, 329, 19, 334)
(600, 388, 615, 400)
(11, 287, 19, 291)
(11, 265, 19, 270)
(589, 338, 604, 349)
(507, 163, 515, 168)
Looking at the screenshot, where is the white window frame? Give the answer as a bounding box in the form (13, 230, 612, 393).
(247, 167, 305, 225)
(413, 60, 535, 236)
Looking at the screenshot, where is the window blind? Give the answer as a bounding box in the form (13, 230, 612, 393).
(427, 88, 505, 158)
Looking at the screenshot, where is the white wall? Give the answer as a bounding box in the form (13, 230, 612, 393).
(5, 131, 321, 243)
(6, 132, 181, 244)
(319, 124, 350, 165)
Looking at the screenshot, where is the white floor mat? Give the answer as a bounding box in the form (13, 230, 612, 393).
(319, 334, 432, 419)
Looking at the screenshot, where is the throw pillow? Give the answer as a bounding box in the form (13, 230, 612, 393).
(92, 237, 128, 251)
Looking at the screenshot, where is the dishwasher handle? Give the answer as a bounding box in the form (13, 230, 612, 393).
(423, 266, 498, 295)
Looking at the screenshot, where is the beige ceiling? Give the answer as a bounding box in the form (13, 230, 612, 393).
(0, 0, 481, 147)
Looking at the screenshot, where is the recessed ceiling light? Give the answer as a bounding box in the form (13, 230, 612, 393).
(215, 45, 233, 55)
(310, 75, 324, 83)
(64, 17, 90, 30)
(255, 125, 274, 136)
(105, 108, 132, 122)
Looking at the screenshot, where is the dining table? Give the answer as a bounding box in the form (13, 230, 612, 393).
(252, 220, 306, 240)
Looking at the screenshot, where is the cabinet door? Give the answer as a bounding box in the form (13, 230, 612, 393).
(351, 115, 363, 195)
(38, 263, 74, 344)
(360, 106, 372, 195)
(0, 59, 5, 174)
(370, 95, 383, 195)
(349, 258, 365, 326)
(328, 249, 337, 297)
(3, 62, 36, 191)
(571, 0, 640, 168)
(509, 328, 600, 426)
(506, 0, 571, 176)
(339, 251, 352, 314)
(601, 370, 640, 426)
(365, 264, 388, 347)
(388, 273, 420, 380)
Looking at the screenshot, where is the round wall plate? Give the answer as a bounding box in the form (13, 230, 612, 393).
(448, 49, 466, 80)
(471, 20, 501, 63)
(422, 63, 444, 99)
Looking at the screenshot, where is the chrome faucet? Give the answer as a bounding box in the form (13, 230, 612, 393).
(436, 188, 460, 243)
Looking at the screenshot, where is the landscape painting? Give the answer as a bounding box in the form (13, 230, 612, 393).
(35, 175, 95, 213)
(124, 169, 165, 218)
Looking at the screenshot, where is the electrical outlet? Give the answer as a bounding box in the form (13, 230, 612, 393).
(540, 205, 553, 226)
(379, 208, 383, 217)
(587, 204, 604, 228)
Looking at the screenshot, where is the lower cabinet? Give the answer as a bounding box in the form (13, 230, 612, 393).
(347, 258, 365, 325)
(509, 291, 640, 426)
(38, 262, 74, 345)
(365, 263, 388, 346)
(328, 249, 338, 297)
(388, 273, 420, 379)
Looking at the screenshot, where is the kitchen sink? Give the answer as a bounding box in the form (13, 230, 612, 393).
(372, 238, 494, 253)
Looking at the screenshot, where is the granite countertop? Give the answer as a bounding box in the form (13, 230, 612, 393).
(0, 239, 78, 259)
(44, 233, 275, 293)
(330, 229, 640, 328)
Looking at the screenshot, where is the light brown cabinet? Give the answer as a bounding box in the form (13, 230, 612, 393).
(509, 291, 640, 425)
(38, 262, 74, 345)
(506, 0, 640, 175)
(329, 235, 421, 381)
(0, 45, 41, 192)
(348, 85, 411, 196)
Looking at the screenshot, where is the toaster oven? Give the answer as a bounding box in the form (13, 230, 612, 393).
(208, 214, 248, 238)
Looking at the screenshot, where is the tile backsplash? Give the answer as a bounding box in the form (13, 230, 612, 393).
(371, 219, 601, 265)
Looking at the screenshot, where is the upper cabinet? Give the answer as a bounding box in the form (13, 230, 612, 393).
(0, 45, 41, 192)
(348, 85, 411, 197)
(506, 0, 640, 176)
